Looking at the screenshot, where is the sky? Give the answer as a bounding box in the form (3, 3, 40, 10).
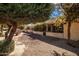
(50, 4, 63, 19)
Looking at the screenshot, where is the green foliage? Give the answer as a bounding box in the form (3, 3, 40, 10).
(0, 3, 53, 24)
(34, 23, 46, 31)
(54, 16, 65, 27)
(18, 26, 24, 30)
(0, 32, 4, 37)
(0, 40, 15, 55)
(61, 3, 79, 21)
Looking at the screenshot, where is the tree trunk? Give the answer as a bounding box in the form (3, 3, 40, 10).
(5, 21, 17, 41)
(67, 21, 71, 40)
(43, 24, 46, 36)
(1, 24, 3, 35)
(5, 24, 11, 39)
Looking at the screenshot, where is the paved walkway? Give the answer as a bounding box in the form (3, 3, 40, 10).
(12, 32, 79, 56)
(34, 31, 64, 39)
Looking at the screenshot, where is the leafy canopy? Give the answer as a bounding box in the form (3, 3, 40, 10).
(0, 3, 53, 24)
(61, 3, 79, 21)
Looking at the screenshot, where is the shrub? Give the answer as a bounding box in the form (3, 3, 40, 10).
(18, 26, 24, 30)
(0, 32, 2, 36)
(0, 40, 15, 56)
(0, 32, 4, 37)
(34, 24, 46, 31)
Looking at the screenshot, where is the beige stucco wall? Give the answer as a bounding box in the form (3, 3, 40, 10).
(64, 22, 79, 41)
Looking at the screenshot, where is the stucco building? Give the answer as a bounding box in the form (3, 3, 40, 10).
(64, 19, 79, 41)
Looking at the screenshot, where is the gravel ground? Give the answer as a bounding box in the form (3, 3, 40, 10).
(16, 32, 79, 56)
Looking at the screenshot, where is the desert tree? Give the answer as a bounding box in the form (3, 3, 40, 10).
(0, 3, 53, 41)
(61, 3, 79, 40)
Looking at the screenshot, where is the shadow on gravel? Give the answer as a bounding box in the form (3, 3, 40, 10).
(24, 32, 79, 55)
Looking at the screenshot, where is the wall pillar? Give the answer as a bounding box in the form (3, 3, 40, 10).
(46, 24, 48, 32)
(51, 24, 53, 32)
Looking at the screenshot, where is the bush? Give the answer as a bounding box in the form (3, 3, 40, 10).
(0, 32, 4, 37)
(18, 26, 24, 30)
(0, 40, 15, 56)
(34, 24, 46, 31)
(0, 32, 2, 36)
